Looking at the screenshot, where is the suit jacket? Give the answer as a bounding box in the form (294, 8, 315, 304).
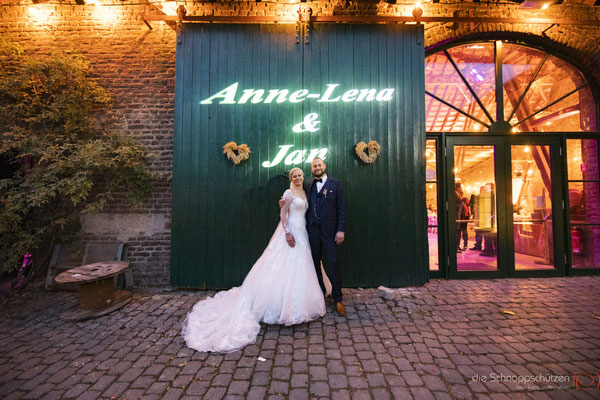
(305, 177, 347, 238)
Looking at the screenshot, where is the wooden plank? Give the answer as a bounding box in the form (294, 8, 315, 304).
(238, 26, 253, 286)
(143, 14, 600, 26)
(412, 25, 428, 285)
(204, 25, 221, 289)
(351, 25, 371, 287)
(187, 26, 203, 288)
(197, 25, 211, 288)
(389, 25, 402, 287)
(222, 26, 240, 288)
(175, 25, 196, 287)
(170, 24, 186, 286)
(337, 25, 356, 287)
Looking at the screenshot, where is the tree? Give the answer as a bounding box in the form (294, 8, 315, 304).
(0, 39, 152, 277)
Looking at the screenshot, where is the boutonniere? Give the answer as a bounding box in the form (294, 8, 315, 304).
(323, 189, 328, 198)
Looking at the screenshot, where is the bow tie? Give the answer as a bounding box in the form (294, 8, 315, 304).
(315, 179, 322, 183)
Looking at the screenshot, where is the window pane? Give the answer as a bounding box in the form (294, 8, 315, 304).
(513, 90, 595, 132)
(425, 96, 486, 132)
(427, 183, 438, 224)
(426, 139, 437, 180)
(569, 182, 600, 225)
(447, 43, 496, 121)
(567, 139, 599, 181)
(512, 145, 554, 270)
(426, 140, 439, 272)
(428, 230, 439, 271)
(512, 52, 588, 126)
(425, 50, 492, 131)
(503, 44, 546, 119)
(571, 225, 600, 269)
(455, 146, 497, 271)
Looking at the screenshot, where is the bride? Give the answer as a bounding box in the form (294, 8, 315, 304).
(182, 167, 329, 353)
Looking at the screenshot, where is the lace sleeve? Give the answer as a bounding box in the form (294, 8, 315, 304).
(280, 190, 293, 233)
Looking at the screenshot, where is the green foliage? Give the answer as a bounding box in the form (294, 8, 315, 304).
(0, 39, 152, 274)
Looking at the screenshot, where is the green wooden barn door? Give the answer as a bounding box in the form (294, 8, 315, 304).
(172, 23, 427, 288)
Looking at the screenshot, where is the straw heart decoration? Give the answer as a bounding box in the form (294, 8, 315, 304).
(223, 141, 251, 165)
(355, 140, 381, 164)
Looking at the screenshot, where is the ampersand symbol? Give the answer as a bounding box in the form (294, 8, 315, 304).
(292, 113, 321, 133)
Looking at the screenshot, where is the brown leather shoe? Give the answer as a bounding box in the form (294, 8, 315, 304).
(335, 302, 346, 316)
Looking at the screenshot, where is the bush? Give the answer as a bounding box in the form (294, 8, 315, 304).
(0, 40, 152, 275)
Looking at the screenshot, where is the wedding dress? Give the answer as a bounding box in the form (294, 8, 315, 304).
(182, 189, 328, 353)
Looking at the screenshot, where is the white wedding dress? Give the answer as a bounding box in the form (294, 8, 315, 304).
(182, 189, 327, 353)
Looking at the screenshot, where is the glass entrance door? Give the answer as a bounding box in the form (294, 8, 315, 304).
(446, 136, 564, 277)
(506, 139, 565, 277)
(447, 138, 507, 277)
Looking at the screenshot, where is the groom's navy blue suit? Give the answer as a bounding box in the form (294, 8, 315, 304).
(305, 177, 346, 303)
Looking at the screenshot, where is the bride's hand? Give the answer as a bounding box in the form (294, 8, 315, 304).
(285, 233, 295, 247)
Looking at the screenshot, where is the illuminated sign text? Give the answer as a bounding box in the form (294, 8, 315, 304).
(201, 82, 395, 169)
(262, 145, 328, 168)
(200, 83, 394, 105)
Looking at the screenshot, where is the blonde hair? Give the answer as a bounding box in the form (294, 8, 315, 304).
(288, 167, 304, 181)
(288, 168, 305, 192)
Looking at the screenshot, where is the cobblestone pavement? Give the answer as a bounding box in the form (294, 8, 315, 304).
(1, 277, 600, 400)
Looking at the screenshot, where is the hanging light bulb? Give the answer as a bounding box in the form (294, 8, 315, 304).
(412, 1, 423, 18)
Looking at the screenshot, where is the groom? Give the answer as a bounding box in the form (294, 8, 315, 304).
(306, 157, 347, 316)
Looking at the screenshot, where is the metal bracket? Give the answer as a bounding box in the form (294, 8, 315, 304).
(296, 6, 312, 44)
(296, 18, 301, 44)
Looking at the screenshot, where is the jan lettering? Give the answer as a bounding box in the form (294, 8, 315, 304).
(262, 145, 328, 168)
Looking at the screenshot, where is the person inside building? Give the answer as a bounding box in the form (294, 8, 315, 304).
(455, 182, 464, 252)
(459, 197, 470, 251)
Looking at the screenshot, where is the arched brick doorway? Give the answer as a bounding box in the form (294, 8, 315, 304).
(424, 38, 600, 278)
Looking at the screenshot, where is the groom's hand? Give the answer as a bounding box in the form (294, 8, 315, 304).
(285, 233, 296, 247)
(335, 232, 345, 246)
(278, 197, 285, 208)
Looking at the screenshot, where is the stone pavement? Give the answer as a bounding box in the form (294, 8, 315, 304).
(1, 277, 600, 400)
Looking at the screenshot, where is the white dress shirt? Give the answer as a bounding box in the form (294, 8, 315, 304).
(316, 174, 327, 193)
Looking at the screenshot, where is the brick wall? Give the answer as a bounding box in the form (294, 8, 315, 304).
(1, 0, 599, 286)
(1, 3, 177, 285)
